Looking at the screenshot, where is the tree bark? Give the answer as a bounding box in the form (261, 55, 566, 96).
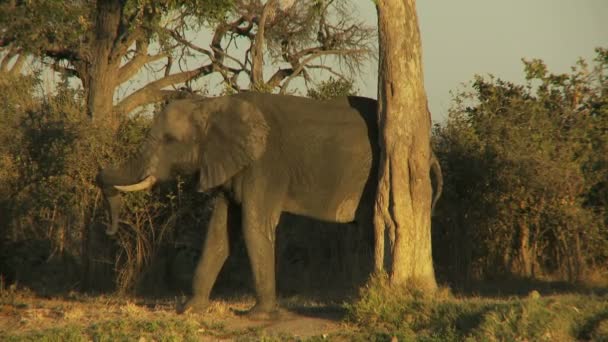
(80, 0, 123, 290)
(86, 0, 122, 127)
(374, 0, 436, 290)
(251, 0, 278, 88)
(516, 218, 532, 277)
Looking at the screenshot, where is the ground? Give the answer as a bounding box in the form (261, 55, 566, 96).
(0, 289, 354, 341)
(2, 283, 608, 341)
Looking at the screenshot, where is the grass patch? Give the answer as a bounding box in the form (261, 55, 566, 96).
(2, 285, 607, 341)
(346, 274, 608, 341)
(2, 318, 205, 342)
(87, 318, 203, 341)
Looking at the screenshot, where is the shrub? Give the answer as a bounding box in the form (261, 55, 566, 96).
(307, 77, 357, 100)
(433, 48, 608, 282)
(0, 74, 210, 293)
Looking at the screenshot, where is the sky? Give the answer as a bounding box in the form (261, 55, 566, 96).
(354, 0, 608, 122)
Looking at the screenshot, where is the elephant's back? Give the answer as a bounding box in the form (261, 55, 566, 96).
(235, 92, 376, 126)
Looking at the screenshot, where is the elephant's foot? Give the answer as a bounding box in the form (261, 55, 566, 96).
(245, 302, 284, 321)
(176, 297, 209, 314)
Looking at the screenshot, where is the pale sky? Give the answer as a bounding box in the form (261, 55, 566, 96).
(354, 0, 608, 122)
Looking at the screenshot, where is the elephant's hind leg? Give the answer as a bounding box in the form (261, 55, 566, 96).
(178, 193, 230, 314)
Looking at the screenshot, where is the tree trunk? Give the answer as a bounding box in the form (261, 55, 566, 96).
(86, 0, 122, 127)
(251, 0, 277, 88)
(374, 0, 436, 290)
(516, 218, 532, 277)
(80, 0, 123, 291)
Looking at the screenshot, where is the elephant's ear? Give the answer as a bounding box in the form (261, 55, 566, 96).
(197, 96, 269, 190)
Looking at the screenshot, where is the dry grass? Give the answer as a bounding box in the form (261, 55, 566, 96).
(347, 274, 608, 341)
(3, 279, 608, 341)
(0, 289, 347, 341)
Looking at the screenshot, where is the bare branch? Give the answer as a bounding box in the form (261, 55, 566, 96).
(169, 30, 215, 60)
(266, 68, 295, 88)
(164, 56, 173, 78)
(169, 27, 247, 88)
(210, 45, 247, 71)
(116, 40, 168, 86)
(115, 64, 218, 114)
(306, 64, 349, 80)
(279, 49, 366, 94)
(235, 0, 375, 92)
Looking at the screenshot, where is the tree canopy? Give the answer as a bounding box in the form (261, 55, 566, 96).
(0, 0, 375, 123)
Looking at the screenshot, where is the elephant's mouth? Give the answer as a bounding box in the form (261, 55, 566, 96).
(114, 175, 157, 192)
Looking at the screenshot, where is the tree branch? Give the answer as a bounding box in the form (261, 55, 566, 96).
(266, 68, 294, 88)
(9, 53, 26, 75)
(111, 5, 146, 61)
(306, 64, 349, 80)
(251, 0, 278, 85)
(279, 49, 366, 94)
(112, 27, 145, 62)
(43, 45, 82, 62)
(114, 64, 215, 115)
(168, 28, 247, 85)
(50, 62, 80, 78)
(116, 40, 167, 85)
(0, 48, 18, 72)
(169, 29, 215, 60)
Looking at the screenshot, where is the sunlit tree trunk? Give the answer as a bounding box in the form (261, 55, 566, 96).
(86, 0, 121, 127)
(374, 0, 437, 289)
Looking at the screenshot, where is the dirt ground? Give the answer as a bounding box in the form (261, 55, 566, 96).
(0, 290, 353, 340)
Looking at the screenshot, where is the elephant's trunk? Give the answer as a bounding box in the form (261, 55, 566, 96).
(99, 185, 122, 235)
(97, 139, 160, 235)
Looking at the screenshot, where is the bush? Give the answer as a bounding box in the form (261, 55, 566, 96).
(307, 77, 357, 100)
(433, 48, 608, 282)
(0, 74, 209, 294)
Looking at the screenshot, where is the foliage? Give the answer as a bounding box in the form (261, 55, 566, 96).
(0, 73, 211, 293)
(433, 48, 608, 281)
(0, 0, 90, 54)
(348, 276, 608, 341)
(0, 0, 233, 54)
(307, 77, 357, 100)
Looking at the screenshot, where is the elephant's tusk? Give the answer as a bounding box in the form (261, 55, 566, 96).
(114, 175, 157, 192)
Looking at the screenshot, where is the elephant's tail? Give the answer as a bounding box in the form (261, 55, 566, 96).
(430, 151, 443, 215)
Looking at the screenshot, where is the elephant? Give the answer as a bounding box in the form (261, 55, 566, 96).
(96, 92, 442, 318)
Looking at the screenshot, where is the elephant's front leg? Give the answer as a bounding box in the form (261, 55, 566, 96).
(242, 201, 282, 318)
(179, 193, 230, 313)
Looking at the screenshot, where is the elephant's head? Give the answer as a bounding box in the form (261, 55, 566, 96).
(97, 95, 269, 235)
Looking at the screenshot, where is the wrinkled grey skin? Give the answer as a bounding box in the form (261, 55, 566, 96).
(97, 92, 441, 318)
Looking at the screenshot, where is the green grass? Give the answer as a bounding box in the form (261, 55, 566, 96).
(346, 275, 608, 341)
(2, 318, 205, 342)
